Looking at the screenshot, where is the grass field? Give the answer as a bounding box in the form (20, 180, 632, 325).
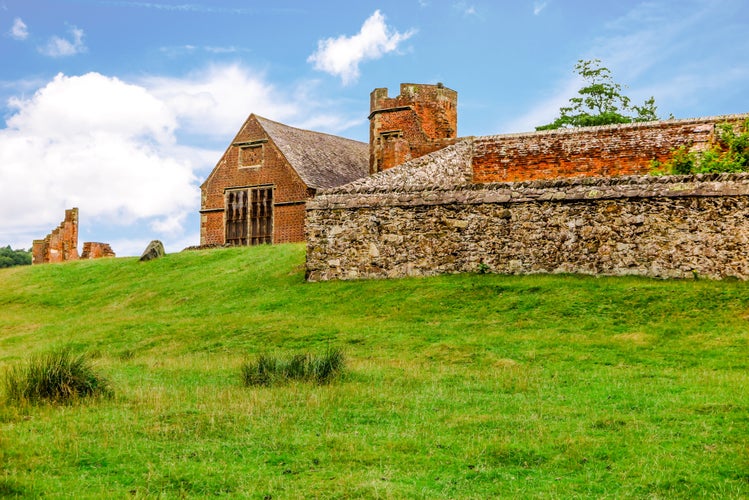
(0, 244, 747, 498)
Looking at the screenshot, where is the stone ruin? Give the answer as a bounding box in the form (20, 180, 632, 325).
(32, 208, 115, 264)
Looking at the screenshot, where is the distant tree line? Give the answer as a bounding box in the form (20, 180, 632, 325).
(0, 246, 32, 268)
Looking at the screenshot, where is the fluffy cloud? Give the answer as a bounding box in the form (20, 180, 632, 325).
(533, 1, 548, 15)
(0, 73, 199, 250)
(9, 17, 28, 40)
(143, 64, 301, 139)
(0, 64, 363, 253)
(39, 25, 86, 57)
(308, 10, 415, 85)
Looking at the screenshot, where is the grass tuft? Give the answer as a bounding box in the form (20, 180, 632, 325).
(3, 348, 112, 404)
(241, 347, 345, 387)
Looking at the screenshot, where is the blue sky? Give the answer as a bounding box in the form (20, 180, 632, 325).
(1, 0, 747, 256)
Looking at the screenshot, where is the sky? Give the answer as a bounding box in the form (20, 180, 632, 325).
(1, 0, 747, 256)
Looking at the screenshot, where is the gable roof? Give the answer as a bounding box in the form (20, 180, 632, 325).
(254, 115, 369, 189)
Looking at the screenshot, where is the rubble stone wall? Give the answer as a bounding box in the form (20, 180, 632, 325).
(306, 174, 749, 281)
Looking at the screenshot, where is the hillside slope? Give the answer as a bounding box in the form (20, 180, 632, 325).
(0, 244, 747, 498)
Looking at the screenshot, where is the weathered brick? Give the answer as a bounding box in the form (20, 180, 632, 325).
(369, 83, 458, 174)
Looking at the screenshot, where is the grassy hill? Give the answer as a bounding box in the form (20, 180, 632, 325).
(1, 244, 747, 498)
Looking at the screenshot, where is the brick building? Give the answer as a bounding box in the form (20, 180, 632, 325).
(369, 83, 457, 174)
(199, 114, 369, 246)
(200, 84, 461, 246)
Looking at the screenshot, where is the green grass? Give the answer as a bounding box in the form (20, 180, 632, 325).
(0, 244, 747, 498)
(241, 348, 345, 386)
(3, 348, 111, 404)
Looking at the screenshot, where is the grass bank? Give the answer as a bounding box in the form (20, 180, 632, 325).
(0, 244, 747, 498)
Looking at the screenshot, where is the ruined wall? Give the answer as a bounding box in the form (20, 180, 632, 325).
(81, 242, 115, 259)
(32, 208, 79, 264)
(472, 116, 747, 183)
(369, 83, 457, 174)
(306, 174, 749, 281)
(32, 208, 115, 264)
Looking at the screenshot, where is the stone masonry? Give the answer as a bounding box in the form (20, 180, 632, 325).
(306, 114, 749, 281)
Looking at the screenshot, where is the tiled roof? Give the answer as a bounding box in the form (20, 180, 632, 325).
(321, 139, 474, 194)
(255, 115, 369, 189)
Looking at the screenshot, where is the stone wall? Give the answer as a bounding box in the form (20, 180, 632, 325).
(306, 173, 749, 281)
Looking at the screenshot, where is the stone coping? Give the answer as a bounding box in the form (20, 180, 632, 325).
(308, 173, 749, 210)
(472, 112, 749, 141)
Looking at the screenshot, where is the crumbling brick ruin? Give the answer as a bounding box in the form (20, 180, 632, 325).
(369, 83, 457, 174)
(81, 242, 116, 259)
(32, 208, 115, 264)
(33, 208, 80, 264)
(307, 112, 749, 281)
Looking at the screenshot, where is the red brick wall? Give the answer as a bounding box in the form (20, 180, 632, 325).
(81, 242, 115, 259)
(32, 208, 80, 264)
(275, 203, 307, 243)
(200, 115, 312, 245)
(369, 83, 458, 173)
(471, 117, 738, 183)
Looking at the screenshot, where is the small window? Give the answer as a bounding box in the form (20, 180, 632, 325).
(239, 144, 263, 167)
(379, 130, 403, 142)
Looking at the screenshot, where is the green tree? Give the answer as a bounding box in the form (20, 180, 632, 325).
(537, 59, 659, 131)
(0, 245, 32, 268)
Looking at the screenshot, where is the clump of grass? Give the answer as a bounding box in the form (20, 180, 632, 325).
(3, 349, 112, 405)
(241, 348, 345, 387)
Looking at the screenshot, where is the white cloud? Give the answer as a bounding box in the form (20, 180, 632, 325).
(0, 73, 199, 251)
(498, 76, 584, 133)
(533, 1, 548, 15)
(0, 64, 365, 253)
(454, 2, 477, 16)
(307, 10, 415, 85)
(9, 17, 28, 40)
(143, 64, 301, 139)
(39, 25, 86, 57)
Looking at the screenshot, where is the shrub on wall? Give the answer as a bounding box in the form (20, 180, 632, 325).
(652, 119, 749, 175)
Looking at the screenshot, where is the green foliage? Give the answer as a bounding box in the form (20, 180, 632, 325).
(0, 246, 748, 497)
(537, 59, 660, 130)
(651, 119, 749, 175)
(3, 348, 111, 404)
(241, 347, 345, 387)
(0, 246, 31, 268)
